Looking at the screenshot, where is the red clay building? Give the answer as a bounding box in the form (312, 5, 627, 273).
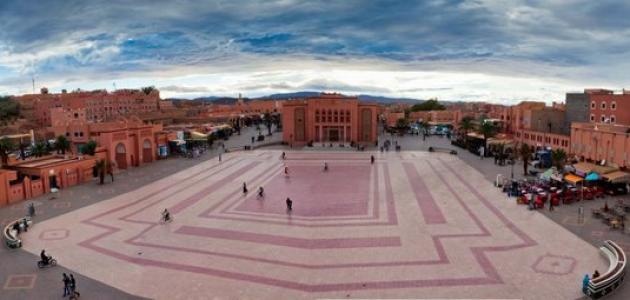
(282, 93, 378, 145)
(586, 89, 630, 125)
(14, 88, 173, 126)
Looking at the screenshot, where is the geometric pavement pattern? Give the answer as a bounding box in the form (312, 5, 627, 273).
(21, 150, 606, 299)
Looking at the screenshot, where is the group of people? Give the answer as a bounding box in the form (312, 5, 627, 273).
(243, 182, 293, 212)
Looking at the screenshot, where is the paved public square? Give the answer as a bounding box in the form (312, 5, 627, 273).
(11, 149, 607, 299)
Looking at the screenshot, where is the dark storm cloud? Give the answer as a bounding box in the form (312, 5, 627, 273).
(1, 0, 630, 94)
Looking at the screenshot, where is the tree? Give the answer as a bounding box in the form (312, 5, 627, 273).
(458, 116, 474, 140)
(263, 112, 272, 135)
(551, 148, 567, 170)
(395, 118, 408, 130)
(409, 99, 445, 112)
(32, 141, 49, 157)
(519, 143, 533, 175)
(55, 135, 71, 155)
(420, 121, 430, 140)
(83, 140, 97, 155)
(141, 86, 156, 95)
(479, 121, 496, 150)
(0, 96, 20, 122)
(0, 137, 14, 166)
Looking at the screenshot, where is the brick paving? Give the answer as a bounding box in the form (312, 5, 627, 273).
(1, 127, 628, 299)
(0, 126, 280, 300)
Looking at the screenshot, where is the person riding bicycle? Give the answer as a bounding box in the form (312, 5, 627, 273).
(161, 209, 171, 222)
(40, 249, 50, 265)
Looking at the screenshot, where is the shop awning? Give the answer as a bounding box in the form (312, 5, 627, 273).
(573, 162, 595, 175)
(604, 171, 630, 183)
(564, 174, 583, 184)
(591, 164, 618, 175)
(585, 172, 600, 181)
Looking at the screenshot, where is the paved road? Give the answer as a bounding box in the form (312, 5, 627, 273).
(2, 126, 628, 299)
(0, 126, 281, 300)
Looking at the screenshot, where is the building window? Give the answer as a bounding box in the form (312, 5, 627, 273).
(590, 114, 595, 122)
(591, 101, 596, 109)
(601, 102, 606, 110)
(66, 132, 70, 137)
(74, 113, 78, 118)
(611, 102, 617, 110)
(611, 115, 616, 123)
(601, 115, 606, 122)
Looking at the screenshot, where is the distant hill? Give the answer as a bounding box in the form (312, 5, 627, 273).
(168, 91, 425, 105)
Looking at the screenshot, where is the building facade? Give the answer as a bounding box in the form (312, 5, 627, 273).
(282, 94, 378, 145)
(14, 88, 173, 126)
(586, 89, 630, 125)
(564, 92, 590, 134)
(571, 122, 630, 167)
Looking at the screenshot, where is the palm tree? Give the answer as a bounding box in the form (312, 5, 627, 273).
(420, 121, 430, 141)
(519, 143, 533, 175)
(551, 148, 567, 170)
(263, 112, 273, 135)
(479, 121, 497, 152)
(55, 135, 71, 155)
(32, 141, 49, 157)
(0, 137, 14, 166)
(458, 116, 474, 140)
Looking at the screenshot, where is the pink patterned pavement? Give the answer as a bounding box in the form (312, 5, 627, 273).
(21, 150, 606, 299)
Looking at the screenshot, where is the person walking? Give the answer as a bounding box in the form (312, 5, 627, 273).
(70, 274, 80, 297)
(107, 161, 114, 182)
(258, 187, 264, 198)
(284, 166, 289, 177)
(62, 273, 70, 297)
(548, 192, 554, 211)
(218, 153, 222, 162)
(286, 198, 293, 211)
(242, 182, 248, 194)
(281, 152, 286, 160)
(251, 136, 255, 144)
(27, 202, 35, 218)
(323, 162, 328, 172)
(371, 155, 375, 164)
(479, 146, 485, 160)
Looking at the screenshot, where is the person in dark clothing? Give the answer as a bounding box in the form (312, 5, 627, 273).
(593, 270, 600, 279)
(40, 249, 49, 265)
(323, 162, 328, 172)
(13, 221, 20, 234)
(62, 273, 70, 297)
(371, 155, 375, 164)
(286, 198, 293, 211)
(243, 182, 248, 194)
(258, 187, 264, 198)
(28, 202, 35, 217)
(69, 274, 80, 297)
(281, 152, 286, 160)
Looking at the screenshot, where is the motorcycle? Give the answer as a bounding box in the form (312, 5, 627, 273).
(37, 257, 57, 268)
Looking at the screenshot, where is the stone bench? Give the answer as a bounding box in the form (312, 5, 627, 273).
(586, 240, 627, 299)
(3, 217, 33, 249)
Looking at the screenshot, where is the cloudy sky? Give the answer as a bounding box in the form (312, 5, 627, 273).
(1, 0, 629, 103)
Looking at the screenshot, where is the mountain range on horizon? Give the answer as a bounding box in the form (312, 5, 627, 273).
(168, 91, 427, 105)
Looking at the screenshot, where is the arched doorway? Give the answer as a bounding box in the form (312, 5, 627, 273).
(115, 143, 127, 169)
(142, 139, 153, 163)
